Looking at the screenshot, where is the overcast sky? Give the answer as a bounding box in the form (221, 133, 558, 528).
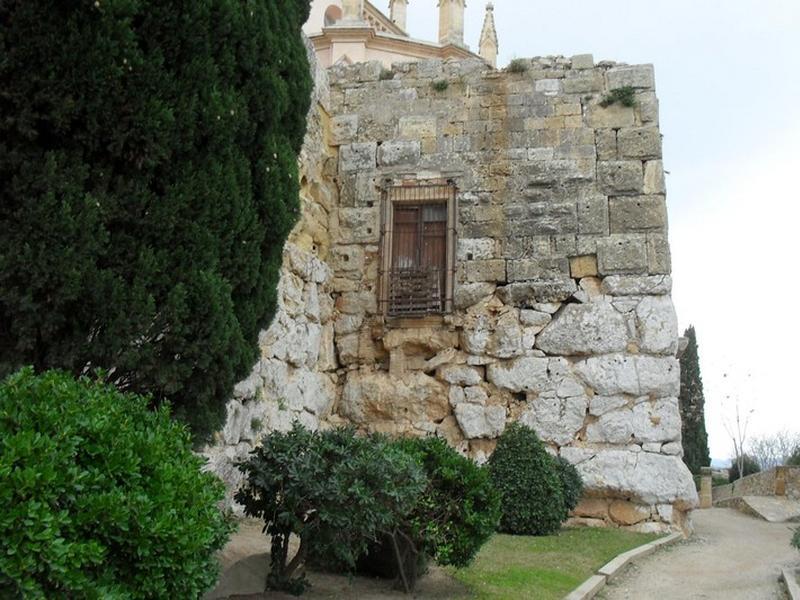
(403, 0, 800, 459)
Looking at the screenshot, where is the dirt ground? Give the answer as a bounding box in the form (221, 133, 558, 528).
(205, 520, 469, 600)
(598, 507, 798, 600)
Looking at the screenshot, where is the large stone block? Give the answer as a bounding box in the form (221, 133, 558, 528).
(578, 195, 610, 235)
(458, 238, 498, 261)
(377, 140, 421, 167)
(520, 394, 588, 446)
(600, 275, 672, 296)
(617, 127, 662, 160)
(597, 235, 648, 274)
(644, 160, 666, 194)
(606, 65, 656, 89)
(487, 357, 570, 393)
(507, 258, 570, 282)
(574, 354, 680, 396)
(331, 114, 359, 146)
(536, 302, 629, 356)
(598, 161, 644, 195)
(454, 282, 496, 309)
(647, 233, 671, 274)
(454, 403, 506, 439)
(496, 278, 577, 306)
(561, 448, 697, 508)
(586, 397, 681, 444)
(465, 259, 507, 283)
(399, 115, 437, 139)
(337, 207, 380, 243)
(635, 295, 678, 355)
(609, 195, 667, 233)
(340, 370, 449, 426)
(587, 104, 635, 129)
(339, 142, 377, 172)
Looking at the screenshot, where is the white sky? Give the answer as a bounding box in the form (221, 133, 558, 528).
(402, 1, 800, 459)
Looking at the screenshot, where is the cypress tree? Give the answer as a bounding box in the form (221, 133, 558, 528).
(0, 0, 312, 439)
(679, 326, 711, 473)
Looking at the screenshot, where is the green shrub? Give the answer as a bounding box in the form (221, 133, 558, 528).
(793, 527, 800, 551)
(0, 368, 233, 599)
(599, 86, 637, 108)
(787, 447, 800, 466)
(395, 437, 501, 567)
(728, 455, 761, 482)
(431, 79, 450, 92)
(235, 425, 426, 594)
(0, 0, 312, 440)
(507, 58, 529, 73)
(554, 456, 584, 517)
(488, 423, 565, 536)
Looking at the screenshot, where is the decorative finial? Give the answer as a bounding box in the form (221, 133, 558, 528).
(479, 2, 499, 67)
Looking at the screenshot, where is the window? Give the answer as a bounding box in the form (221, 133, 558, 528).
(379, 182, 456, 317)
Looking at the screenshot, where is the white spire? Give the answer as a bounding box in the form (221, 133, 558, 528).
(479, 3, 498, 67)
(389, 0, 409, 31)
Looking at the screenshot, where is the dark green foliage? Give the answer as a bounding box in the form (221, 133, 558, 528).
(0, 0, 312, 440)
(788, 448, 800, 466)
(0, 368, 233, 599)
(507, 58, 529, 73)
(554, 456, 584, 517)
(379, 68, 395, 81)
(728, 454, 761, 482)
(393, 437, 501, 568)
(432, 79, 450, 92)
(599, 86, 636, 108)
(793, 528, 800, 551)
(679, 326, 711, 473)
(235, 425, 426, 594)
(488, 423, 566, 536)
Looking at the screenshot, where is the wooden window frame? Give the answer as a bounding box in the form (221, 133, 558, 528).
(379, 180, 457, 318)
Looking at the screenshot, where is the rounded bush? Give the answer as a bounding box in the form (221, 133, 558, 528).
(793, 527, 800, 551)
(395, 436, 501, 568)
(554, 456, 584, 518)
(0, 368, 233, 599)
(488, 423, 565, 536)
(236, 425, 426, 594)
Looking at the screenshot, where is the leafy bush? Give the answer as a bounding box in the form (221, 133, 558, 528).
(398, 437, 500, 567)
(554, 456, 584, 517)
(235, 425, 426, 594)
(0, 368, 233, 599)
(488, 423, 565, 536)
(728, 455, 761, 482)
(0, 0, 312, 440)
(599, 86, 637, 108)
(787, 447, 800, 466)
(793, 527, 800, 551)
(431, 79, 450, 92)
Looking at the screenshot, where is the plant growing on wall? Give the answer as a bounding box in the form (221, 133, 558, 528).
(599, 86, 636, 108)
(0, 0, 313, 440)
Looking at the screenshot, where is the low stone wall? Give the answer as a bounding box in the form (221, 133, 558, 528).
(713, 466, 800, 503)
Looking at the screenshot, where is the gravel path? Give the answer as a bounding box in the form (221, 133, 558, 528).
(598, 507, 798, 600)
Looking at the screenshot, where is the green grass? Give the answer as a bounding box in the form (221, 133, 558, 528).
(450, 528, 661, 600)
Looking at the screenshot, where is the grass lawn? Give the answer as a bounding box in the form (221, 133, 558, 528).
(450, 528, 661, 600)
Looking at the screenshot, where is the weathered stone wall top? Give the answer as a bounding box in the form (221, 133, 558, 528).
(327, 55, 669, 302)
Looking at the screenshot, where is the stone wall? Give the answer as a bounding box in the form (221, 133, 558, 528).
(713, 467, 800, 503)
(202, 40, 341, 508)
(207, 51, 698, 531)
(324, 55, 696, 532)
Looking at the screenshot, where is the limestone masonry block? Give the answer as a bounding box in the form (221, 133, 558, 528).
(606, 64, 656, 90)
(598, 161, 645, 195)
(339, 142, 377, 172)
(399, 115, 437, 139)
(597, 234, 648, 274)
(536, 302, 629, 356)
(570, 255, 599, 278)
(377, 140, 421, 167)
(587, 104, 635, 129)
(647, 233, 671, 274)
(330, 114, 359, 145)
(465, 259, 507, 283)
(571, 54, 595, 70)
(617, 127, 662, 160)
(609, 195, 667, 233)
(643, 160, 666, 194)
(601, 275, 672, 296)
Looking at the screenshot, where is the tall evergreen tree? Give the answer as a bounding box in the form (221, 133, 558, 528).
(679, 326, 711, 472)
(0, 0, 312, 439)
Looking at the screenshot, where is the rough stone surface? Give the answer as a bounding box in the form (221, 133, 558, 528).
(207, 45, 692, 529)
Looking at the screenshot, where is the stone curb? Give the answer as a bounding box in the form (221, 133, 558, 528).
(781, 567, 800, 600)
(563, 532, 683, 600)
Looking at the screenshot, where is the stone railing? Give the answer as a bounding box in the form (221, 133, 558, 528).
(711, 466, 800, 504)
